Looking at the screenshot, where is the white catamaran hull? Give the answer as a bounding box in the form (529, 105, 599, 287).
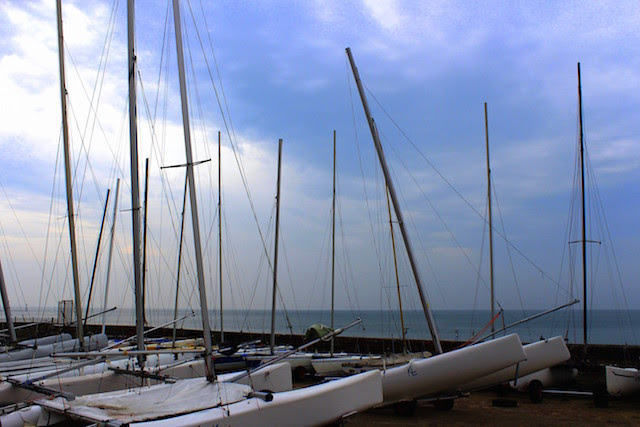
(130, 369, 383, 427)
(606, 365, 640, 397)
(381, 333, 526, 405)
(460, 336, 570, 391)
(0, 333, 108, 364)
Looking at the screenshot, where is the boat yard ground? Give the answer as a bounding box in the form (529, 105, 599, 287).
(348, 389, 640, 426)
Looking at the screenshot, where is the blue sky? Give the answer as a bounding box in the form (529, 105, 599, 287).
(0, 1, 638, 334)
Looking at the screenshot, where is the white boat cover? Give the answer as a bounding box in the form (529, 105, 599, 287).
(460, 336, 570, 391)
(606, 365, 640, 397)
(38, 377, 253, 423)
(381, 333, 526, 405)
(0, 363, 293, 426)
(130, 370, 383, 427)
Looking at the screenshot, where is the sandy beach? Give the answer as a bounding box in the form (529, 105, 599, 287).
(348, 389, 640, 426)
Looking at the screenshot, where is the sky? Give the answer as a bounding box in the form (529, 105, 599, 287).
(0, 1, 638, 335)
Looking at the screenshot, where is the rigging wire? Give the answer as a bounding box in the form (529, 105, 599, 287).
(364, 86, 569, 296)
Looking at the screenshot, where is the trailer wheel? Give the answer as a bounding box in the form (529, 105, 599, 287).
(393, 400, 417, 416)
(529, 380, 543, 403)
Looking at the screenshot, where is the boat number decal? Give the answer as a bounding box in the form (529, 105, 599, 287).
(407, 365, 418, 377)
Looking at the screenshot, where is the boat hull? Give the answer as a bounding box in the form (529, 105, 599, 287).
(381, 333, 526, 405)
(130, 370, 383, 427)
(460, 336, 570, 391)
(606, 365, 640, 397)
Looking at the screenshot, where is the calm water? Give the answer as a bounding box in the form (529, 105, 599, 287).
(8, 307, 639, 346)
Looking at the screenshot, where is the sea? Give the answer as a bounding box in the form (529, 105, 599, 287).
(7, 307, 639, 346)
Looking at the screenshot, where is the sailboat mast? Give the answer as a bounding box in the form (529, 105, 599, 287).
(0, 260, 17, 343)
(172, 173, 188, 346)
(484, 102, 495, 333)
(172, 0, 215, 381)
(386, 187, 407, 352)
(218, 131, 224, 342)
(270, 138, 283, 354)
(331, 130, 336, 355)
(56, 0, 84, 349)
(346, 47, 443, 354)
(85, 188, 110, 327)
(577, 62, 587, 346)
(126, 0, 145, 358)
(102, 178, 120, 335)
(142, 158, 150, 325)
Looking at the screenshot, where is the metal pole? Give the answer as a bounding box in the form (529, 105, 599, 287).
(345, 47, 442, 354)
(577, 63, 587, 347)
(0, 259, 17, 343)
(102, 178, 120, 335)
(484, 102, 495, 333)
(270, 138, 283, 354)
(126, 0, 145, 360)
(218, 131, 224, 342)
(142, 158, 150, 325)
(172, 0, 215, 381)
(56, 0, 84, 350)
(386, 187, 406, 353)
(331, 130, 336, 355)
(172, 173, 188, 346)
(84, 188, 110, 327)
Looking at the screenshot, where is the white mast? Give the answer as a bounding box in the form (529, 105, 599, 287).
(346, 47, 443, 354)
(56, 0, 84, 349)
(126, 0, 145, 358)
(172, 0, 215, 381)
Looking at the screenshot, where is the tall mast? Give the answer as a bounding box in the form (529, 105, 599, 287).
(270, 138, 283, 354)
(484, 102, 495, 333)
(346, 47, 442, 354)
(56, 0, 84, 349)
(218, 131, 224, 342)
(330, 130, 336, 355)
(0, 259, 17, 343)
(172, 173, 188, 346)
(142, 158, 150, 325)
(85, 188, 110, 327)
(102, 178, 120, 335)
(127, 0, 145, 359)
(172, 0, 215, 381)
(386, 187, 407, 353)
(577, 62, 587, 346)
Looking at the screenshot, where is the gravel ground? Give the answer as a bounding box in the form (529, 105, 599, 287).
(347, 390, 640, 426)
